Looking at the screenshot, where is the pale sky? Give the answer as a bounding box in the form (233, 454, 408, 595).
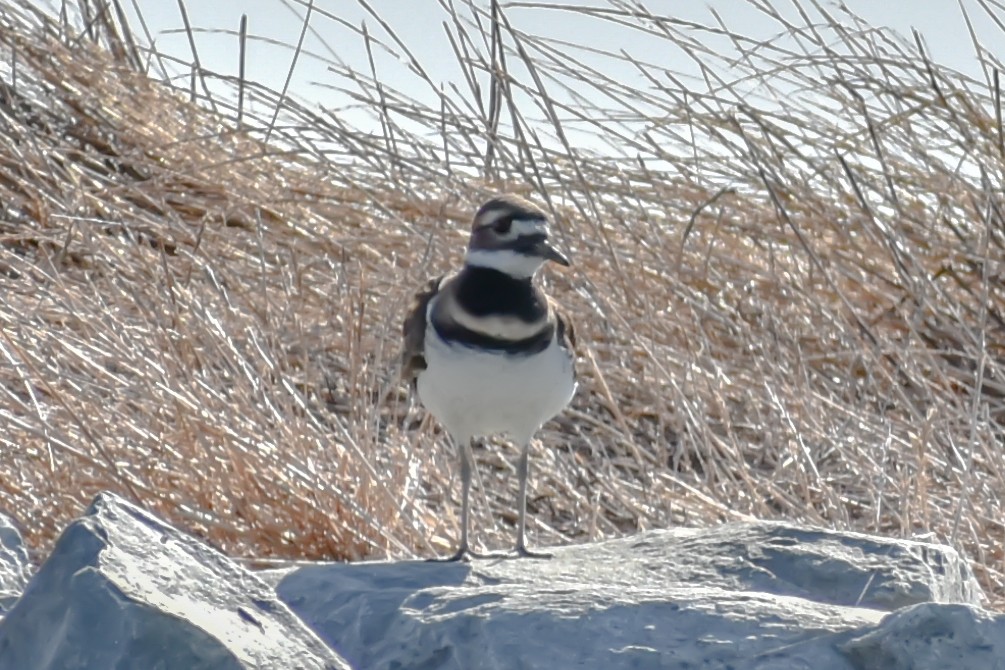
(36, 1, 1003, 142)
(104, 1, 997, 93)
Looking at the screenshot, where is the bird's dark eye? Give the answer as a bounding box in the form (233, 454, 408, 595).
(494, 217, 513, 234)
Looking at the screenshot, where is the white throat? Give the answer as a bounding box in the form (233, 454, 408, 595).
(464, 249, 544, 278)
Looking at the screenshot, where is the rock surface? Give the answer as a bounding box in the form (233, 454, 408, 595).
(270, 524, 997, 670)
(843, 602, 1005, 670)
(0, 493, 348, 670)
(1, 492, 1003, 670)
(0, 513, 30, 617)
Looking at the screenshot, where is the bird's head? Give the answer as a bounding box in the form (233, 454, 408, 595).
(465, 194, 570, 278)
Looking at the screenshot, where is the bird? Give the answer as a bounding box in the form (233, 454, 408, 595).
(401, 194, 577, 560)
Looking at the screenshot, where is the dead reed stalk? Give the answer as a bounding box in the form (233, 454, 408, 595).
(0, 0, 1003, 608)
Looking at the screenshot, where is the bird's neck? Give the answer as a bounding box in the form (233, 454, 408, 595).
(453, 266, 546, 321)
(464, 248, 544, 278)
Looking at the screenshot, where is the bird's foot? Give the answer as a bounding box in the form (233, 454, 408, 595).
(426, 543, 553, 561)
(427, 545, 500, 562)
(513, 544, 553, 559)
(427, 546, 473, 562)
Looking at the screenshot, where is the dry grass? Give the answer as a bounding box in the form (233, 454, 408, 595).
(1, 0, 1004, 608)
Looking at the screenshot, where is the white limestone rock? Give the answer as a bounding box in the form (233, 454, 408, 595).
(3, 491, 999, 670)
(271, 523, 990, 670)
(0, 492, 349, 670)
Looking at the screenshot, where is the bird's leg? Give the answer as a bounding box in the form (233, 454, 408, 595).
(453, 436, 474, 560)
(514, 440, 552, 559)
(431, 435, 477, 562)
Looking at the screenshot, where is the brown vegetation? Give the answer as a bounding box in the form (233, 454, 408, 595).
(0, 1, 1003, 607)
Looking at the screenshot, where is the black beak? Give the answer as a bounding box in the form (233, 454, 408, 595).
(538, 239, 571, 266)
(517, 233, 570, 266)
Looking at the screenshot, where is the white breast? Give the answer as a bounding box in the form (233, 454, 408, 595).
(416, 323, 576, 445)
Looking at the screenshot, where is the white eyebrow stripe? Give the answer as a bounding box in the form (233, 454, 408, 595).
(476, 208, 509, 227)
(476, 209, 548, 233)
(512, 218, 548, 235)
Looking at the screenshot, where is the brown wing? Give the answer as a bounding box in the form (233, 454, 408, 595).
(401, 275, 444, 387)
(552, 299, 577, 364)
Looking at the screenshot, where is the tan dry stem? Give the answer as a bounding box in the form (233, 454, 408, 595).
(0, 0, 1003, 608)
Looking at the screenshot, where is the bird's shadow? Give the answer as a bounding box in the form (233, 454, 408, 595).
(275, 558, 510, 662)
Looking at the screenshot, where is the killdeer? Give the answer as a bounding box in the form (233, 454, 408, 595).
(402, 194, 577, 560)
